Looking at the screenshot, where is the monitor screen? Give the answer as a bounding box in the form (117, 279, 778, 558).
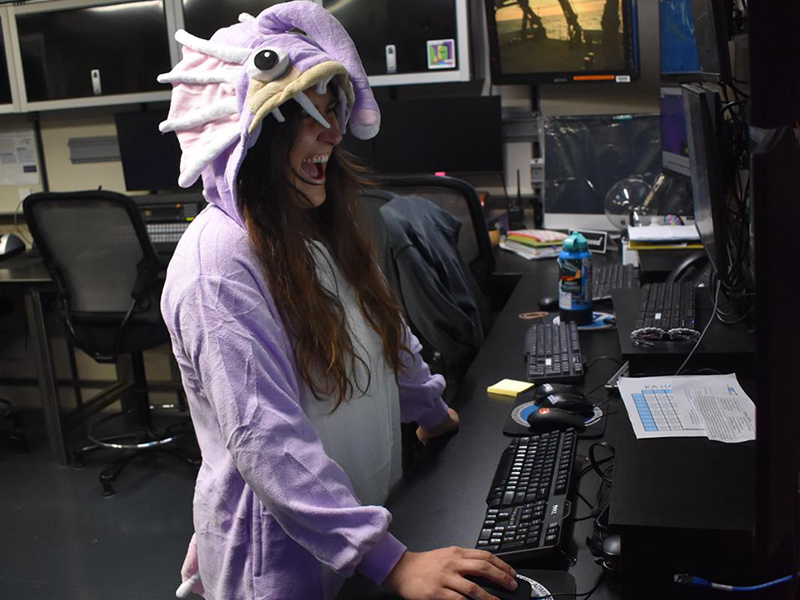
(484, 0, 639, 85)
(115, 109, 187, 192)
(659, 0, 731, 82)
(17, 1, 171, 102)
(181, 0, 288, 40)
(683, 84, 726, 276)
(350, 96, 503, 174)
(324, 0, 459, 76)
(660, 87, 690, 177)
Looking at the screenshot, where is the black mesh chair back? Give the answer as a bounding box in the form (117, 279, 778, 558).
(23, 191, 166, 362)
(368, 175, 495, 288)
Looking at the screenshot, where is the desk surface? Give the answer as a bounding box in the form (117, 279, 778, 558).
(0, 252, 50, 285)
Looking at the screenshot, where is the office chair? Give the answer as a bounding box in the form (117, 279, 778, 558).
(23, 191, 198, 496)
(369, 174, 496, 291)
(358, 177, 493, 377)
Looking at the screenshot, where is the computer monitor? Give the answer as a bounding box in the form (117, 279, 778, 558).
(115, 109, 186, 192)
(682, 84, 727, 278)
(542, 113, 661, 231)
(659, 0, 731, 82)
(342, 96, 504, 174)
(484, 0, 640, 85)
(660, 87, 691, 177)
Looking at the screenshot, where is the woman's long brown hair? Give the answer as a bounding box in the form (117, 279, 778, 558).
(237, 99, 408, 410)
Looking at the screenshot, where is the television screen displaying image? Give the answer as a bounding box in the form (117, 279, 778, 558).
(660, 87, 690, 176)
(659, 0, 731, 82)
(485, 0, 639, 84)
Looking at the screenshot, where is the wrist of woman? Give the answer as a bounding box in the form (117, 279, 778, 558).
(357, 533, 407, 585)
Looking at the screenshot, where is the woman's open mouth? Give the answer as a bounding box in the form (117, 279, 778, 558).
(300, 154, 329, 184)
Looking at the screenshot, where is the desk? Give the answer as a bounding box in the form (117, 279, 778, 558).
(339, 254, 761, 600)
(0, 252, 65, 463)
(339, 267, 625, 599)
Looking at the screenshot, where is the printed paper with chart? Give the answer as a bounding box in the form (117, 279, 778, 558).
(618, 374, 756, 443)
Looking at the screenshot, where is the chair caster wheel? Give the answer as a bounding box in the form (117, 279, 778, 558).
(102, 482, 116, 497)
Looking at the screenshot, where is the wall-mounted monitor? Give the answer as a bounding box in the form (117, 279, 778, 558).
(660, 86, 690, 177)
(115, 108, 188, 192)
(342, 96, 503, 174)
(324, 0, 471, 86)
(659, 0, 731, 82)
(11, 0, 173, 109)
(484, 0, 640, 85)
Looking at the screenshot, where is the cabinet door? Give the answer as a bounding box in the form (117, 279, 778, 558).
(15, 0, 171, 103)
(180, 0, 296, 40)
(323, 0, 459, 76)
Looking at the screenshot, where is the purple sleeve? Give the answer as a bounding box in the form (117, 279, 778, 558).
(173, 271, 405, 582)
(397, 326, 449, 430)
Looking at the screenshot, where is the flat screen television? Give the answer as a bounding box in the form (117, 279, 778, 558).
(342, 96, 503, 174)
(15, 1, 171, 102)
(484, 0, 640, 85)
(660, 86, 690, 177)
(115, 109, 187, 192)
(659, 0, 731, 82)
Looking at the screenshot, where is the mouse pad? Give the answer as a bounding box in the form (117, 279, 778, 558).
(503, 390, 603, 436)
(516, 569, 576, 599)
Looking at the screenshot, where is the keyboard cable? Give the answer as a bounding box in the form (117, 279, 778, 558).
(674, 279, 722, 376)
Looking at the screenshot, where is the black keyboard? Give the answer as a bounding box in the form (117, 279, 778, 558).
(475, 430, 577, 562)
(631, 282, 699, 341)
(524, 322, 584, 383)
(592, 263, 640, 301)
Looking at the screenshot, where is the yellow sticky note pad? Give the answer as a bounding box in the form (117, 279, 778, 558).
(486, 379, 534, 397)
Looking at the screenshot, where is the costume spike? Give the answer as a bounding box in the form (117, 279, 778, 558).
(159, 98, 239, 132)
(174, 29, 251, 64)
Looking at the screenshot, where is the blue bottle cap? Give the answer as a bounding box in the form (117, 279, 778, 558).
(563, 231, 588, 252)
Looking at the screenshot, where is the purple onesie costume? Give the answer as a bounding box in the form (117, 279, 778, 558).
(158, 3, 449, 598)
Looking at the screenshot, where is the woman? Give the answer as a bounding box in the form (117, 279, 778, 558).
(159, 3, 518, 599)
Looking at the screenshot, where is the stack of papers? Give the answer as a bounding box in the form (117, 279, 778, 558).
(627, 224, 703, 250)
(501, 229, 567, 260)
(618, 374, 755, 443)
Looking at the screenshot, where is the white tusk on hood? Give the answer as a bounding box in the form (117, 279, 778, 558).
(292, 91, 330, 129)
(271, 106, 286, 123)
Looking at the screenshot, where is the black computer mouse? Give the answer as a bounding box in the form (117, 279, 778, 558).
(527, 407, 587, 433)
(465, 575, 533, 600)
(532, 382, 583, 401)
(537, 295, 558, 311)
(539, 392, 596, 419)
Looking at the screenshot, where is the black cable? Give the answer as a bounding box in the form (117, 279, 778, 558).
(585, 356, 624, 370)
(576, 489, 594, 510)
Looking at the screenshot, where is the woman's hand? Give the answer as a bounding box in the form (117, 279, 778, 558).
(416, 407, 460, 444)
(383, 547, 518, 600)
(176, 533, 205, 598)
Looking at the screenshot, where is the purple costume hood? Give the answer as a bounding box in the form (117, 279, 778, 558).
(157, 1, 380, 227)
